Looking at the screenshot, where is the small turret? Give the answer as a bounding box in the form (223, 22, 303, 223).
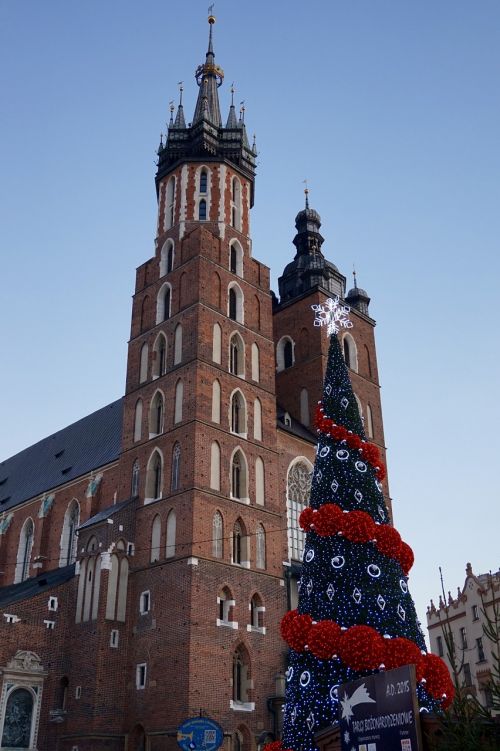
(345, 269, 370, 316)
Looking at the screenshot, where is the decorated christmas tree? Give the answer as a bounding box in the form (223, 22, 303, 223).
(272, 298, 454, 751)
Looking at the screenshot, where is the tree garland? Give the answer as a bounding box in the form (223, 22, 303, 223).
(315, 403, 387, 481)
(280, 609, 454, 708)
(299, 504, 415, 575)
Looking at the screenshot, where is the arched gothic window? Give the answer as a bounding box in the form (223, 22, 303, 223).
(230, 177, 241, 231)
(200, 169, 208, 194)
(286, 459, 313, 561)
(229, 333, 244, 377)
(165, 176, 175, 229)
(15, 518, 34, 583)
(151, 515, 161, 563)
(166, 509, 176, 558)
(145, 451, 163, 503)
(60, 500, 80, 567)
(152, 333, 167, 379)
(171, 443, 181, 491)
(228, 283, 244, 323)
(134, 399, 143, 442)
(231, 450, 248, 500)
(160, 239, 175, 276)
(343, 333, 358, 372)
(131, 460, 140, 497)
(233, 521, 243, 565)
(212, 512, 223, 558)
(250, 593, 264, 629)
(174, 379, 183, 423)
(218, 586, 233, 623)
(277, 336, 295, 371)
(174, 324, 183, 365)
(199, 199, 207, 221)
(139, 343, 148, 383)
(212, 323, 222, 363)
(149, 392, 164, 436)
(231, 391, 246, 435)
(284, 340, 293, 368)
(229, 241, 243, 276)
(366, 403, 374, 438)
(210, 442, 221, 491)
(232, 646, 250, 703)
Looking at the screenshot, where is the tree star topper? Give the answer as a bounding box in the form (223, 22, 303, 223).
(312, 297, 353, 335)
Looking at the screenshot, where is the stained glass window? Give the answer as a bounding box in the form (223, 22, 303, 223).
(2, 688, 33, 748)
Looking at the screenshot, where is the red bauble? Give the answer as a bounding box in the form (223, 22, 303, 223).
(308, 620, 342, 660)
(280, 610, 312, 652)
(299, 506, 315, 532)
(361, 442, 380, 464)
(398, 542, 415, 575)
(384, 637, 422, 672)
(340, 510, 376, 543)
(339, 625, 385, 671)
(375, 524, 402, 558)
(315, 504, 343, 536)
(421, 653, 455, 705)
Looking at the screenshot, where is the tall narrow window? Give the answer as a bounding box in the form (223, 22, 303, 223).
(230, 245, 237, 273)
(342, 333, 358, 372)
(212, 512, 223, 558)
(210, 442, 221, 491)
(60, 500, 80, 566)
(232, 646, 250, 704)
(231, 450, 248, 500)
(151, 515, 161, 563)
(15, 518, 34, 583)
(199, 199, 207, 221)
(131, 460, 140, 497)
(163, 287, 171, 320)
(476, 637, 485, 662)
(277, 337, 294, 371)
(134, 399, 143, 442)
(230, 177, 241, 231)
(174, 379, 183, 423)
(149, 392, 164, 436)
(166, 510, 176, 558)
(156, 284, 172, 324)
(229, 333, 244, 377)
(366, 404, 374, 438)
(165, 176, 175, 229)
(233, 521, 243, 564)
(284, 340, 293, 369)
(200, 169, 208, 193)
(250, 594, 264, 628)
(171, 443, 181, 491)
(153, 333, 168, 378)
(140, 296, 148, 333)
(231, 391, 246, 435)
(286, 459, 313, 561)
(145, 451, 163, 502)
(256, 524, 266, 569)
(229, 288, 237, 321)
(174, 324, 183, 365)
(160, 240, 175, 276)
(139, 343, 149, 383)
(228, 283, 243, 323)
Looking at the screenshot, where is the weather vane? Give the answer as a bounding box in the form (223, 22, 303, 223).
(208, 4, 214, 15)
(311, 297, 353, 336)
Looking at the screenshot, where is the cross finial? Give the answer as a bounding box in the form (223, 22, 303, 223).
(239, 101, 245, 122)
(230, 82, 235, 106)
(303, 179, 309, 209)
(177, 81, 184, 106)
(352, 265, 358, 289)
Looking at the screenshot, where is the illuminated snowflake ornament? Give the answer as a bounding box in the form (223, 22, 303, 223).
(312, 296, 353, 335)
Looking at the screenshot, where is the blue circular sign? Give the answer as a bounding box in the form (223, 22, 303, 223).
(177, 717, 224, 751)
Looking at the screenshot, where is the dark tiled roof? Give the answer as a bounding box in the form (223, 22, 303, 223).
(78, 497, 135, 531)
(0, 564, 75, 608)
(276, 406, 317, 443)
(0, 400, 123, 513)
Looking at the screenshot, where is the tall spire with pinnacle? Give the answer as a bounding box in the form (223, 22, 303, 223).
(226, 83, 238, 128)
(192, 14, 224, 127)
(173, 82, 186, 128)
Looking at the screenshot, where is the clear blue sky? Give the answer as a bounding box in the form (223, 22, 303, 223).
(1, 1, 499, 628)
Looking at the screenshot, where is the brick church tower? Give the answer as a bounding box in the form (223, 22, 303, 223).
(0, 15, 390, 751)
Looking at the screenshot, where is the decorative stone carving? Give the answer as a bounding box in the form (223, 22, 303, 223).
(0, 513, 13, 535)
(86, 472, 103, 498)
(5, 651, 45, 675)
(38, 494, 55, 518)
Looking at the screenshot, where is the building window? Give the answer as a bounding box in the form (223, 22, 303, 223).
(233, 521, 243, 565)
(436, 635, 444, 657)
(342, 333, 358, 372)
(15, 518, 34, 583)
(150, 515, 161, 563)
(174, 324, 183, 365)
(253, 399, 262, 441)
(472, 604, 479, 621)
(1, 688, 34, 748)
(231, 391, 247, 436)
(212, 512, 223, 558)
(160, 239, 174, 276)
(110, 629, 119, 648)
(256, 524, 266, 569)
(232, 647, 250, 704)
(212, 323, 222, 363)
(200, 169, 208, 194)
(165, 177, 175, 229)
(139, 591, 150, 614)
(251, 343, 259, 381)
(156, 283, 171, 323)
(212, 380, 221, 423)
(218, 587, 234, 625)
(460, 626, 468, 649)
(286, 459, 313, 561)
(149, 391, 165, 436)
(166, 510, 176, 558)
(171, 443, 181, 491)
(229, 241, 243, 276)
(145, 451, 163, 502)
(231, 450, 248, 501)
(131, 460, 140, 497)
(462, 662, 472, 687)
(250, 594, 264, 629)
(136, 663, 147, 690)
(152, 333, 168, 379)
(476, 637, 485, 662)
(199, 199, 207, 221)
(255, 458, 265, 506)
(228, 283, 244, 323)
(59, 500, 80, 567)
(230, 177, 241, 231)
(276, 336, 295, 371)
(229, 333, 245, 377)
(366, 403, 374, 438)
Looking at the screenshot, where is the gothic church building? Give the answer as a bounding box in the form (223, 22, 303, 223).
(0, 17, 389, 751)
